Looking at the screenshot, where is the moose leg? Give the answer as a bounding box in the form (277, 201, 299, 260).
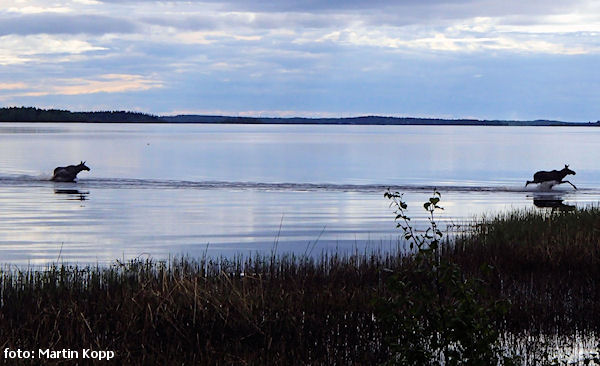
(559, 180, 577, 190)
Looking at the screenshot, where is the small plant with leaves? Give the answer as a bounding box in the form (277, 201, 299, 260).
(378, 189, 512, 365)
(385, 189, 444, 252)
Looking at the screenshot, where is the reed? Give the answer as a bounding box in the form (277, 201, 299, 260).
(449, 207, 600, 336)
(0, 253, 406, 365)
(0, 205, 599, 364)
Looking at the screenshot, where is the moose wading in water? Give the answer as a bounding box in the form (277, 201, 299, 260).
(525, 164, 577, 190)
(51, 161, 90, 182)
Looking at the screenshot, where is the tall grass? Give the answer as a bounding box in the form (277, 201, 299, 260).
(450, 207, 600, 336)
(0, 253, 408, 365)
(1, 206, 600, 364)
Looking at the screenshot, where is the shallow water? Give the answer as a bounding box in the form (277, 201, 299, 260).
(1, 123, 599, 265)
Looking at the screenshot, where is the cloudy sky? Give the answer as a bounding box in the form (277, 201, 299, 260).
(0, 0, 599, 120)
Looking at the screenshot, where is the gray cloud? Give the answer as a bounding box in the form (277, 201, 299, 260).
(356, 0, 584, 27)
(97, 0, 464, 12)
(3, 0, 599, 120)
(141, 12, 342, 31)
(205, 0, 435, 12)
(98, 0, 588, 31)
(96, 0, 581, 16)
(141, 15, 218, 31)
(0, 14, 137, 36)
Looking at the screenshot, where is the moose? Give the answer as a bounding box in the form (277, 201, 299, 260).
(525, 164, 577, 190)
(51, 161, 90, 182)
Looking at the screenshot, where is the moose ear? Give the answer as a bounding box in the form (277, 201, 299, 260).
(565, 164, 569, 168)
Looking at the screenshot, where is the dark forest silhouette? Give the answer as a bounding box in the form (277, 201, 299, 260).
(0, 107, 160, 123)
(1, 106, 599, 126)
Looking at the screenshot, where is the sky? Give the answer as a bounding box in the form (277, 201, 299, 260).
(0, 0, 599, 121)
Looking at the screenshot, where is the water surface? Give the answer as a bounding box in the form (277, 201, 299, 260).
(1, 123, 598, 265)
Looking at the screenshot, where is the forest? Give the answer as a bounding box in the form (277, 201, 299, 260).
(1, 106, 599, 126)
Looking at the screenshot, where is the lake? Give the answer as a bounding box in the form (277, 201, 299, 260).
(1, 123, 599, 265)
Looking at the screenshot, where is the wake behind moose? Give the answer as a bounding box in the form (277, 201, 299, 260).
(525, 164, 577, 190)
(51, 161, 90, 182)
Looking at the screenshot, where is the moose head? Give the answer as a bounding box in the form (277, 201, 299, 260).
(562, 164, 576, 176)
(78, 161, 90, 171)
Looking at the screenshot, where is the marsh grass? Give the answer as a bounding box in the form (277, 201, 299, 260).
(450, 207, 600, 336)
(1, 206, 600, 364)
(0, 252, 407, 365)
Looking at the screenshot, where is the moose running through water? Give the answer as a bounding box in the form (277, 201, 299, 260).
(51, 161, 90, 182)
(525, 164, 577, 190)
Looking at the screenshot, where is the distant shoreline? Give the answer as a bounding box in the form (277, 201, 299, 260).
(1, 106, 598, 126)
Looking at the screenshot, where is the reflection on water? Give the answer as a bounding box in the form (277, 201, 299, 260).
(0, 123, 599, 265)
(532, 193, 576, 211)
(54, 188, 90, 201)
(0, 181, 597, 266)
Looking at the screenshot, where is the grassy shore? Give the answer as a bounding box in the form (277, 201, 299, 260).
(451, 208, 600, 336)
(1, 206, 600, 364)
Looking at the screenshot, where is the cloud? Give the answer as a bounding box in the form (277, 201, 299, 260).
(0, 82, 27, 91)
(0, 35, 106, 65)
(141, 12, 343, 31)
(94, 0, 584, 17)
(18, 74, 163, 97)
(0, 14, 137, 36)
(95, 0, 464, 12)
(140, 14, 219, 31)
(4, 6, 73, 14)
(122, 0, 600, 57)
(311, 29, 591, 55)
(3, 0, 600, 120)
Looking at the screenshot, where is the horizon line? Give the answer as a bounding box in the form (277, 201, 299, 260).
(2, 106, 596, 124)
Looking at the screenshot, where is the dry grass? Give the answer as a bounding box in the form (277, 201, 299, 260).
(0, 253, 405, 365)
(1, 206, 600, 364)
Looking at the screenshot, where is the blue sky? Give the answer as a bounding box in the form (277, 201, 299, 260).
(1, 0, 599, 121)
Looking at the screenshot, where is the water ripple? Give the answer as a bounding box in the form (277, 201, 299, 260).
(0, 173, 588, 193)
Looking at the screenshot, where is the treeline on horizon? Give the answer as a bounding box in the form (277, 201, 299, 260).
(1, 106, 599, 126)
(0, 107, 161, 123)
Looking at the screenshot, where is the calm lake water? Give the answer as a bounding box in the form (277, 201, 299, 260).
(1, 123, 599, 265)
